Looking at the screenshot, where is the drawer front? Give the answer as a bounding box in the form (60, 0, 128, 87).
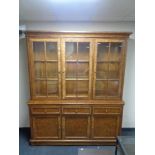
(93, 107, 121, 114)
(31, 106, 60, 114)
(62, 107, 91, 114)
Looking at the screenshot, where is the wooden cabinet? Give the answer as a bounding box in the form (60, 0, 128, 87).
(26, 32, 130, 145)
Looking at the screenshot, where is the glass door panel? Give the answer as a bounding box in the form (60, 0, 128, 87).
(34, 62, 46, 78)
(66, 62, 77, 78)
(46, 42, 58, 60)
(63, 40, 92, 99)
(33, 42, 45, 60)
(108, 63, 119, 79)
(96, 63, 109, 79)
(77, 80, 89, 97)
(107, 81, 119, 96)
(78, 42, 89, 61)
(77, 62, 89, 79)
(95, 80, 108, 97)
(66, 80, 77, 97)
(46, 62, 58, 78)
(97, 43, 109, 62)
(35, 80, 47, 96)
(109, 43, 122, 61)
(47, 80, 58, 96)
(65, 42, 77, 61)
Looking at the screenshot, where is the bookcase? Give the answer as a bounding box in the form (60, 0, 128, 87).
(26, 32, 130, 145)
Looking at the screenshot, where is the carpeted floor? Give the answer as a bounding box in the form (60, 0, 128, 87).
(19, 128, 134, 155)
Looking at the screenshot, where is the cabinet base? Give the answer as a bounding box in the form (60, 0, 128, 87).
(30, 139, 116, 146)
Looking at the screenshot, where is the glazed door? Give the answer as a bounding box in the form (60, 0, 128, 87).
(62, 38, 93, 99)
(29, 39, 61, 99)
(93, 39, 125, 99)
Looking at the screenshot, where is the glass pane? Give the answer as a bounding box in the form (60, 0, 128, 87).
(65, 42, 77, 60)
(96, 63, 108, 79)
(35, 81, 46, 96)
(66, 62, 76, 78)
(95, 80, 108, 97)
(77, 80, 89, 96)
(78, 42, 89, 61)
(109, 43, 122, 61)
(33, 42, 44, 60)
(107, 81, 119, 96)
(46, 42, 58, 60)
(97, 43, 109, 61)
(34, 62, 46, 78)
(66, 80, 76, 96)
(47, 80, 58, 96)
(108, 63, 119, 79)
(77, 62, 89, 78)
(46, 62, 58, 78)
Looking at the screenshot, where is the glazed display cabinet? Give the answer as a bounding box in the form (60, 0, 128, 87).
(26, 32, 131, 145)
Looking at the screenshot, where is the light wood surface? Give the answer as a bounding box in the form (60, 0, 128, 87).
(26, 32, 130, 145)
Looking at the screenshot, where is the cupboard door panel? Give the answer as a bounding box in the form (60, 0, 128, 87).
(78, 42, 90, 61)
(32, 116, 61, 139)
(35, 80, 47, 96)
(47, 80, 59, 97)
(34, 62, 46, 78)
(46, 42, 58, 60)
(62, 115, 90, 139)
(46, 62, 58, 78)
(109, 42, 122, 61)
(92, 115, 118, 138)
(97, 42, 109, 62)
(33, 42, 45, 60)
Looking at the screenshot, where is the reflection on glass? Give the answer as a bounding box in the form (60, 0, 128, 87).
(65, 42, 77, 60)
(109, 43, 122, 61)
(77, 80, 89, 96)
(66, 80, 77, 96)
(95, 80, 108, 97)
(47, 80, 58, 96)
(35, 81, 46, 96)
(33, 42, 44, 60)
(96, 63, 108, 79)
(46, 62, 58, 78)
(97, 43, 109, 61)
(34, 62, 46, 78)
(108, 63, 119, 79)
(46, 42, 58, 60)
(66, 62, 77, 78)
(78, 42, 89, 60)
(108, 81, 119, 96)
(77, 62, 89, 78)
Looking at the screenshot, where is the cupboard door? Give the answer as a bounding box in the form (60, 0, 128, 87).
(62, 115, 90, 139)
(93, 40, 124, 99)
(30, 39, 61, 99)
(62, 39, 93, 99)
(92, 115, 119, 139)
(32, 115, 61, 139)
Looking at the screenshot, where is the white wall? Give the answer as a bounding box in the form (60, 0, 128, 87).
(19, 21, 135, 127)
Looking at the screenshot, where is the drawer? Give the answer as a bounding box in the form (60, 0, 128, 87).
(93, 107, 121, 114)
(31, 106, 60, 114)
(62, 107, 91, 114)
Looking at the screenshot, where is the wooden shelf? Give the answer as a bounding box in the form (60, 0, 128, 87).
(66, 60, 89, 63)
(96, 79, 119, 81)
(66, 78, 89, 80)
(34, 60, 58, 62)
